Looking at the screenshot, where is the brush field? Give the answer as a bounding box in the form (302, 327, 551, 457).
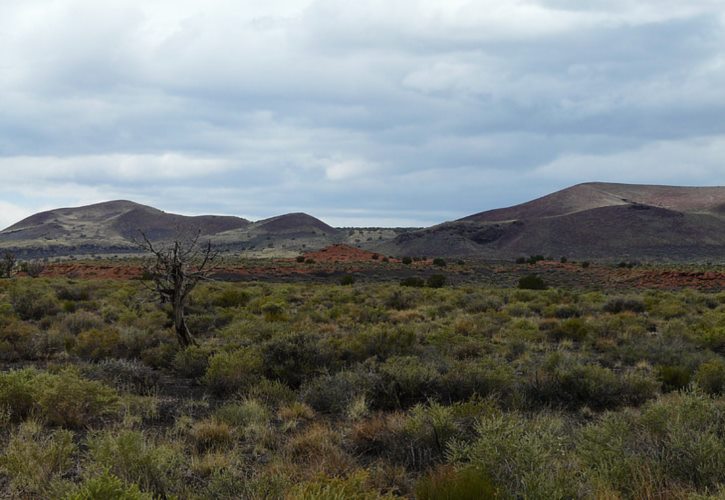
(0, 268, 724, 498)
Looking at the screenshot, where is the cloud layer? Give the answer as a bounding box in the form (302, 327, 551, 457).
(1, 0, 724, 228)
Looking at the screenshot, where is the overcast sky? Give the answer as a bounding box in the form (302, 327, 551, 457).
(1, 0, 724, 228)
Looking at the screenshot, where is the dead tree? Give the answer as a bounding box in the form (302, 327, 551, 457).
(138, 231, 218, 347)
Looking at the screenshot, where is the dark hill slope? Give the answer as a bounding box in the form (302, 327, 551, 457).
(380, 183, 725, 261)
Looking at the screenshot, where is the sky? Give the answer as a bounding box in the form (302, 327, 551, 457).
(1, 0, 724, 228)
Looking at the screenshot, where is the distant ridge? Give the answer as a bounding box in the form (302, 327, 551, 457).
(0, 201, 403, 259)
(378, 182, 725, 261)
(4, 182, 725, 261)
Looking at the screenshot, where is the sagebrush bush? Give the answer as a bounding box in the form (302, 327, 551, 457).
(0, 421, 75, 497)
(64, 470, 151, 500)
(204, 348, 263, 394)
(87, 430, 184, 498)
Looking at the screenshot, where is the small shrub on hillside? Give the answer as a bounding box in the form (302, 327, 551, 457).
(339, 275, 356, 286)
(447, 412, 577, 499)
(261, 332, 327, 388)
(427, 274, 446, 289)
(296, 255, 305, 263)
(694, 359, 725, 395)
(0, 368, 119, 427)
(189, 419, 235, 452)
(416, 466, 498, 500)
(546, 318, 591, 342)
(432, 258, 446, 267)
(402, 256, 413, 265)
(385, 290, 416, 310)
(0, 421, 75, 497)
(204, 348, 263, 395)
(603, 298, 646, 314)
(74, 328, 122, 360)
(518, 275, 547, 290)
(65, 471, 151, 500)
(657, 365, 692, 392)
(400, 277, 425, 288)
(302, 370, 378, 415)
(211, 288, 250, 308)
(87, 430, 184, 498)
(172, 345, 212, 378)
(84, 359, 157, 393)
(376, 356, 443, 409)
(10, 284, 60, 320)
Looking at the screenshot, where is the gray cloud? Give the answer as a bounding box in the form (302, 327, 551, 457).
(1, 0, 724, 229)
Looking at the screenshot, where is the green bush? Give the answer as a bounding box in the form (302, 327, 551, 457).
(0, 368, 119, 427)
(400, 277, 425, 288)
(339, 275, 356, 286)
(10, 284, 60, 320)
(204, 348, 263, 395)
(211, 288, 250, 308)
(447, 411, 577, 499)
(87, 430, 184, 498)
(657, 365, 692, 392)
(172, 345, 212, 378)
(65, 471, 151, 500)
(432, 258, 447, 267)
(694, 359, 725, 395)
(261, 332, 326, 388)
(0, 421, 75, 497)
(416, 466, 498, 500)
(402, 256, 413, 265)
(578, 390, 725, 495)
(518, 275, 546, 290)
(427, 274, 446, 289)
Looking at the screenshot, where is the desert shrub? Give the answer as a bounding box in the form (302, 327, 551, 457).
(189, 419, 235, 452)
(546, 318, 591, 342)
(35, 369, 120, 427)
(527, 361, 658, 410)
(518, 274, 546, 290)
(603, 298, 646, 314)
(74, 327, 122, 360)
(0, 368, 119, 427)
(261, 332, 327, 388)
(339, 274, 356, 286)
(83, 359, 157, 393)
(404, 402, 463, 467)
(376, 356, 443, 409)
(400, 277, 425, 288)
(87, 430, 184, 498)
(439, 361, 515, 403)
(172, 345, 212, 378)
(211, 288, 250, 308)
(416, 466, 498, 500)
(346, 326, 417, 361)
(657, 365, 692, 392)
(288, 470, 395, 500)
(582, 261, 590, 268)
(578, 390, 725, 495)
(432, 258, 447, 267)
(402, 256, 413, 265)
(447, 412, 577, 499)
(204, 348, 263, 395)
(427, 274, 446, 289)
(247, 378, 296, 409)
(59, 310, 105, 335)
(65, 470, 151, 500)
(385, 290, 416, 310)
(261, 302, 285, 321)
(10, 283, 60, 320)
(302, 370, 378, 415)
(694, 359, 725, 395)
(0, 317, 40, 361)
(215, 398, 270, 429)
(0, 421, 75, 497)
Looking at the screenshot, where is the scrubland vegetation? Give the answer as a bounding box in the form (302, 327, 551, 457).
(0, 274, 724, 498)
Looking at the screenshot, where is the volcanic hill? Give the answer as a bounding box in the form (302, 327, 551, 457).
(377, 182, 725, 261)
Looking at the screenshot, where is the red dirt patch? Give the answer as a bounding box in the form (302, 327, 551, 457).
(301, 244, 397, 263)
(39, 263, 143, 280)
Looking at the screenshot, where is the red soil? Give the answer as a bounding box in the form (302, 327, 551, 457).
(301, 244, 397, 263)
